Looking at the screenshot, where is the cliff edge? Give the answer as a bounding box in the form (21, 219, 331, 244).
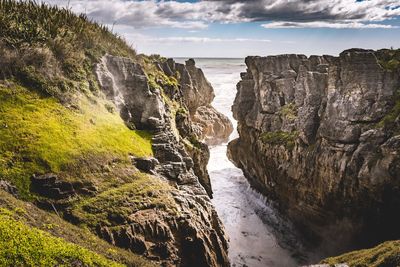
(228, 49, 400, 253)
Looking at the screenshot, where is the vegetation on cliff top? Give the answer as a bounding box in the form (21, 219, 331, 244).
(0, 0, 137, 98)
(321, 240, 400, 267)
(377, 48, 400, 71)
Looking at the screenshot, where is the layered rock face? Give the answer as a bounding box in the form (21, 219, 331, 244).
(228, 49, 400, 248)
(91, 55, 229, 266)
(160, 58, 233, 145)
(96, 55, 166, 130)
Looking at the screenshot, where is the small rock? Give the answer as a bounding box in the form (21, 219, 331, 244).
(0, 180, 18, 196)
(133, 157, 159, 173)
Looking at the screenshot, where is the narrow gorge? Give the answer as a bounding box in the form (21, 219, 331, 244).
(1, 1, 400, 267)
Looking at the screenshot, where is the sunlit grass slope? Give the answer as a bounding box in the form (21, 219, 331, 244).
(0, 83, 152, 198)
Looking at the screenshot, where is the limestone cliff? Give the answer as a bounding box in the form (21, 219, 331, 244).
(228, 49, 400, 250)
(160, 58, 233, 145)
(93, 55, 230, 266)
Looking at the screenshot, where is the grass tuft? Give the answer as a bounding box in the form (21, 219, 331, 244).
(260, 131, 299, 150)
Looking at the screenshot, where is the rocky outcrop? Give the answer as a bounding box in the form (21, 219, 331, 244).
(192, 105, 234, 145)
(228, 49, 400, 249)
(160, 58, 233, 145)
(91, 55, 230, 266)
(96, 55, 165, 130)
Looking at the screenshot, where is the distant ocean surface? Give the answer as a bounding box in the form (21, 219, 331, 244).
(175, 58, 307, 267)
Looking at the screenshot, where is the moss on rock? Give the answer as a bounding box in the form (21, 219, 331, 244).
(71, 172, 178, 227)
(321, 240, 400, 267)
(260, 130, 299, 149)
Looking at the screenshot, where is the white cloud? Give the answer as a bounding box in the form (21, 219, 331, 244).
(40, 0, 400, 30)
(124, 35, 271, 43)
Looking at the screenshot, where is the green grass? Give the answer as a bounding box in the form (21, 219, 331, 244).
(72, 172, 178, 227)
(0, 83, 152, 198)
(377, 48, 400, 71)
(0, 190, 155, 267)
(260, 131, 299, 150)
(280, 103, 297, 120)
(0, 208, 124, 267)
(321, 240, 400, 267)
(0, 0, 137, 100)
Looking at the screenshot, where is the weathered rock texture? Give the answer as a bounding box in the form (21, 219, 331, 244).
(92, 55, 230, 266)
(228, 49, 400, 249)
(96, 55, 166, 130)
(160, 58, 233, 145)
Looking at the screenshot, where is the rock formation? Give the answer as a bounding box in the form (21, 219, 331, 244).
(93, 55, 230, 266)
(160, 58, 233, 145)
(96, 55, 166, 130)
(228, 49, 400, 250)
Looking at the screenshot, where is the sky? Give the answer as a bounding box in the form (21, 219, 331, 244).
(41, 0, 400, 58)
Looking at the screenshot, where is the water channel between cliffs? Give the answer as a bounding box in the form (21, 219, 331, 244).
(175, 58, 306, 267)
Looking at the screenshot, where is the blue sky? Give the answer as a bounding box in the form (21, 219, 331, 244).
(43, 0, 400, 57)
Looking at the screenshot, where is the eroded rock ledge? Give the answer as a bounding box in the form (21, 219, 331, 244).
(228, 49, 400, 251)
(160, 58, 233, 145)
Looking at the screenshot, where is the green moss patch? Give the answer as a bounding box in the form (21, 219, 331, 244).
(377, 48, 400, 71)
(0, 190, 155, 267)
(0, 84, 152, 198)
(0, 208, 124, 267)
(321, 240, 400, 267)
(260, 131, 299, 150)
(72, 172, 178, 227)
(279, 103, 297, 121)
(375, 89, 400, 133)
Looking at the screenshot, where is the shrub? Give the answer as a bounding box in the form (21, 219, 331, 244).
(260, 131, 299, 149)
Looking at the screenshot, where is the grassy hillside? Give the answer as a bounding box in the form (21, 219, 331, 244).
(0, 0, 155, 199)
(0, 0, 136, 98)
(0, 1, 169, 266)
(0, 83, 153, 198)
(321, 240, 400, 267)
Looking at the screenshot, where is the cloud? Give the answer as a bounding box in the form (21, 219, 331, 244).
(262, 21, 398, 29)
(41, 0, 400, 29)
(126, 35, 271, 43)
